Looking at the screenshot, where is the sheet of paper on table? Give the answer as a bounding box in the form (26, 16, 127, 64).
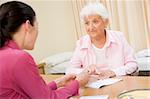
(86, 78, 123, 89)
(80, 95, 109, 99)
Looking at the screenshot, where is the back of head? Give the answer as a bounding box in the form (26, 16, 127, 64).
(0, 1, 36, 48)
(80, 2, 109, 21)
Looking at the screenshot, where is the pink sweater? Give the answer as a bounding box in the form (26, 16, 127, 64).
(66, 30, 138, 76)
(0, 41, 79, 99)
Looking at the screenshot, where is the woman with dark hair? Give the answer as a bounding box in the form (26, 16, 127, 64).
(0, 1, 89, 99)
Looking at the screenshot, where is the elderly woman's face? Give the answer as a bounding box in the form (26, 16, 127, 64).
(84, 15, 106, 38)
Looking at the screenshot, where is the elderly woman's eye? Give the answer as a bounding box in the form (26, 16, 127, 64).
(93, 20, 98, 23)
(85, 22, 89, 25)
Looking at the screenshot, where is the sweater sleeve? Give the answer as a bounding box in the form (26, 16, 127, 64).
(111, 33, 138, 76)
(12, 53, 79, 99)
(48, 81, 57, 90)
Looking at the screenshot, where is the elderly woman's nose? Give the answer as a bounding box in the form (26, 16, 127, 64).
(88, 22, 94, 27)
(88, 23, 95, 30)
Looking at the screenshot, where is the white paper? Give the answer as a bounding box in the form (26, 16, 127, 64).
(80, 95, 109, 99)
(86, 78, 122, 89)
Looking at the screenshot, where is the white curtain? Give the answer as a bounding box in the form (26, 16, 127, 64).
(71, 0, 150, 52)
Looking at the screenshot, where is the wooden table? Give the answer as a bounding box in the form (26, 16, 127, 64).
(41, 75, 150, 99)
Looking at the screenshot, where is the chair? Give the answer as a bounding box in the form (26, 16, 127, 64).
(38, 62, 46, 74)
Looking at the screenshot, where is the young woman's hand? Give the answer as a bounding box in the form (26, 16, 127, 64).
(55, 74, 76, 88)
(75, 69, 90, 87)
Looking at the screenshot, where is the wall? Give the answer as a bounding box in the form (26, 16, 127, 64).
(26, 1, 77, 63)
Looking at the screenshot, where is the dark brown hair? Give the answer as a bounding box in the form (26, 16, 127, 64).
(0, 1, 36, 47)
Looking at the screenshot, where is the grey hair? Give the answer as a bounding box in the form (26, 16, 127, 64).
(80, 2, 109, 21)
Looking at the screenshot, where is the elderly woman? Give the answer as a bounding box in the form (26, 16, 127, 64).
(66, 2, 138, 79)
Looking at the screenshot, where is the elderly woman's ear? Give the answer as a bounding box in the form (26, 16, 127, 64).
(104, 19, 109, 28)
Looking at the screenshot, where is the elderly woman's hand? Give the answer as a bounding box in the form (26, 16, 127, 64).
(96, 70, 116, 80)
(86, 64, 97, 75)
(86, 65, 116, 80)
